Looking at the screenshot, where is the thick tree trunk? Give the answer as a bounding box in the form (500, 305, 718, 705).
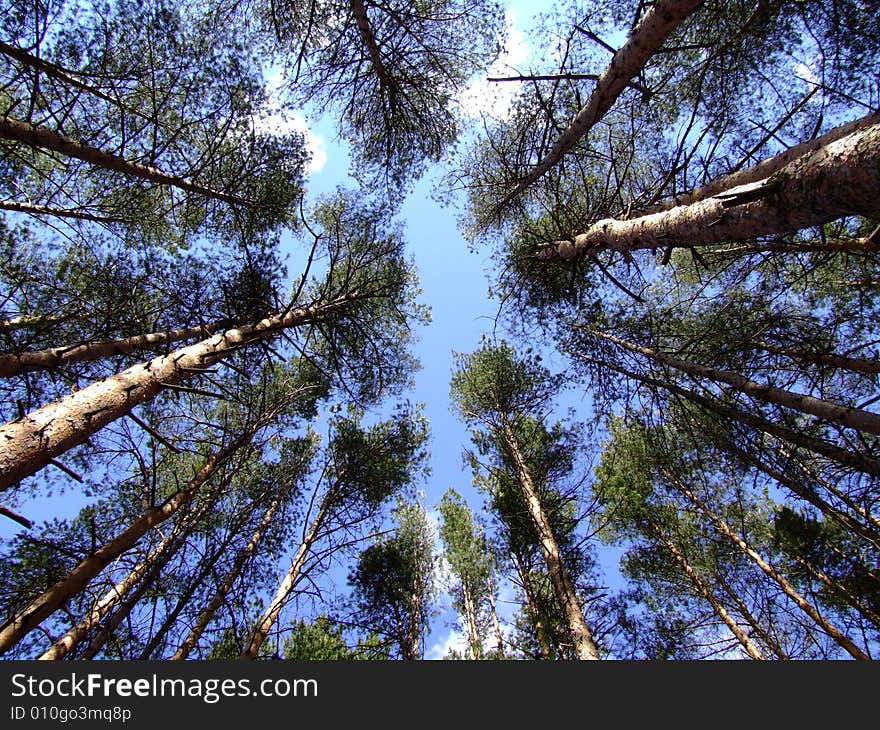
(239, 491, 333, 660)
(587, 355, 880, 477)
(648, 520, 766, 659)
(498, 0, 704, 207)
(595, 329, 880, 436)
(37, 522, 190, 660)
(668, 474, 870, 660)
(0, 116, 251, 207)
(0, 317, 242, 379)
(172, 483, 294, 660)
(349, 0, 398, 99)
(543, 122, 880, 262)
(634, 111, 880, 216)
(501, 419, 600, 660)
(0, 297, 349, 491)
(0, 428, 254, 655)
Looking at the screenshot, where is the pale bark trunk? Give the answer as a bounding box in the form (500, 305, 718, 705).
(239, 490, 333, 660)
(501, 419, 600, 660)
(0, 116, 251, 208)
(461, 583, 482, 659)
(0, 199, 126, 224)
(586, 355, 880, 477)
(38, 525, 186, 660)
(0, 428, 254, 655)
(668, 474, 870, 660)
(500, 0, 704, 206)
(634, 111, 880, 216)
(648, 520, 766, 659)
(595, 330, 880, 436)
(713, 568, 789, 660)
(0, 317, 241, 378)
(0, 297, 349, 491)
(172, 483, 293, 660)
(543, 122, 880, 262)
(0, 314, 68, 334)
(794, 556, 880, 630)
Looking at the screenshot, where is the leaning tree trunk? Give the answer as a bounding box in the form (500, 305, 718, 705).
(0, 199, 127, 224)
(171, 480, 296, 660)
(37, 513, 197, 661)
(0, 296, 349, 491)
(497, 0, 705, 209)
(239, 489, 334, 660)
(0, 427, 255, 655)
(0, 116, 250, 207)
(501, 418, 600, 660)
(594, 329, 880, 436)
(582, 355, 880, 478)
(667, 473, 870, 660)
(349, 0, 399, 99)
(755, 341, 880, 377)
(648, 519, 766, 660)
(0, 317, 244, 379)
(541, 122, 880, 262)
(633, 110, 880, 216)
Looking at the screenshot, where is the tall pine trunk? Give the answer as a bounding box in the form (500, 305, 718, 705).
(0, 297, 349, 491)
(542, 122, 880, 262)
(501, 419, 600, 660)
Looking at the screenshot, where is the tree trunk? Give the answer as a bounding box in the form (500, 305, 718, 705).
(585, 354, 880, 477)
(239, 490, 333, 660)
(667, 473, 870, 660)
(0, 317, 243, 379)
(595, 329, 880, 436)
(713, 567, 789, 660)
(648, 519, 766, 659)
(793, 556, 880, 631)
(0, 427, 255, 655)
(37, 519, 192, 660)
(542, 122, 880, 262)
(633, 111, 880, 216)
(0, 297, 349, 492)
(756, 341, 880, 376)
(349, 0, 398, 99)
(0, 116, 251, 208)
(461, 582, 483, 659)
(171, 482, 294, 660)
(501, 419, 600, 660)
(498, 0, 704, 208)
(0, 199, 126, 224)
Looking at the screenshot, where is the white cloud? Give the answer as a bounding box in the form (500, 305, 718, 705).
(459, 8, 532, 121)
(426, 628, 470, 660)
(254, 69, 328, 175)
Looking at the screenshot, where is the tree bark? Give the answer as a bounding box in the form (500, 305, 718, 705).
(633, 111, 880, 216)
(171, 482, 294, 660)
(498, 0, 705, 208)
(584, 354, 880, 478)
(756, 341, 880, 376)
(0, 297, 349, 492)
(594, 329, 880, 436)
(501, 418, 600, 660)
(486, 577, 505, 657)
(513, 553, 552, 659)
(0, 427, 255, 655)
(0, 317, 242, 379)
(0, 116, 251, 208)
(0, 199, 127, 224)
(648, 519, 766, 659)
(461, 581, 482, 659)
(667, 473, 870, 660)
(542, 122, 880, 262)
(239, 490, 333, 660)
(349, 0, 398, 98)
